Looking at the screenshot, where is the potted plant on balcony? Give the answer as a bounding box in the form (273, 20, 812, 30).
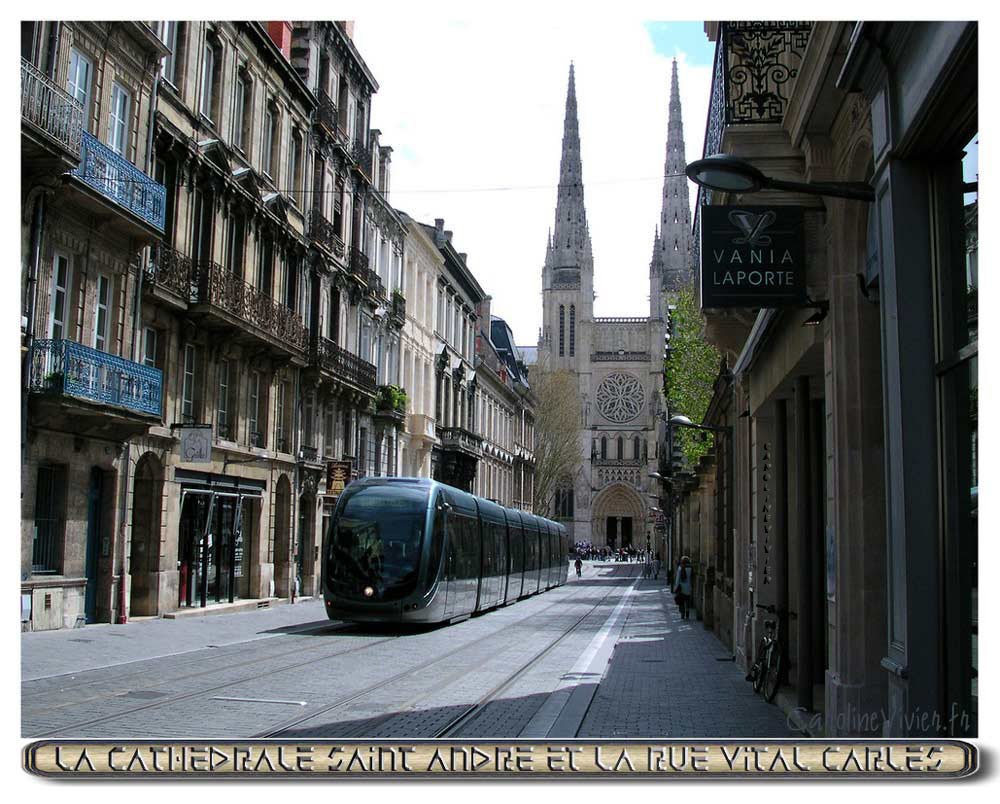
(43, 371, 64, 392)
(377, 384, 408, 415)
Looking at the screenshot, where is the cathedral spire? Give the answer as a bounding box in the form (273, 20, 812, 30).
(550, 61, 592, 273)
(653, 58, 693, 293)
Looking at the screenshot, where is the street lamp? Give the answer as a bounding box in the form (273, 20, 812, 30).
(685, 154, 876, 203)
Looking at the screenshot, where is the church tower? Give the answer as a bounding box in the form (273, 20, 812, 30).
(541, 63, 593, 370)
(650, 59, 693, 319)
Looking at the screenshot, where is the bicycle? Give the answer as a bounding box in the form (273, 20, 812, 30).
(746, 604, 796, 702)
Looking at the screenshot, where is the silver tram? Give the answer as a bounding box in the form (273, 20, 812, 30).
(322, 477, 570, 624)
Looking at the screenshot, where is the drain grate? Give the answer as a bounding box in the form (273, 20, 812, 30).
(121, 690, 170, 699)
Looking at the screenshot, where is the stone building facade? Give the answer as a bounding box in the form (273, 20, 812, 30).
(668, 20, 977, 738)
(536, 63, 686, 546)
(21, 21, 169, 630)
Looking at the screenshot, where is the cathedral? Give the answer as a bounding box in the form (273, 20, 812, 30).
(536, 60, 692, 547)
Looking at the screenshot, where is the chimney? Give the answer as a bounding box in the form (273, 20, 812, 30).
(434, 218, 445, 246)
(267, 22, 293, 61)
(341, 21, 355, 40)
(459, 252, 467, 263)
(478, 295, 493, 329)
(444, 230, 453, 242)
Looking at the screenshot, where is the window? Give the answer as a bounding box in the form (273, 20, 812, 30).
(323, 402, 335, 458)
(617, 436, 623, 460)
(359, 313, 372, 363)
(303, 390, 315, 448)
(276, 381, 288, 452)
(200, 42, 216, 122)
(94, 274, 111, 352)
(569, 304, 576, 356)
(67, 48, 91, 121)
(559, 305, 565, 356)
(262, 104, 275, 177)
(152, 21, 178, 85)
(191, 187, 213, 264)
(225, 214, 244, 276)
(289, 130, 303, 206)
(49, 254, 71, 340)
(107, 82, 130, 155)
(216, 359, 232, 440)
(247, 370, 266, 447)
(181, 344, 197, 422)
(329, 287, 340, 343)
(232, 71, 250, 151)
(32, 465, 66, 573)
(257, 237, 273, 296)
(601, 437, 607, 460)
(634, 435, 640, 461)
(283, 255, 298, 311)
(142, 327, 158, 367)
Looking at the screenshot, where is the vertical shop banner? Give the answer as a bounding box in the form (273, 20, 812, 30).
(700, 205, 807, 308)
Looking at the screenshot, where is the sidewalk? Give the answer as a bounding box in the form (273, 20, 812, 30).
(576, 575, 796, 738)
(21, 599, 328, 682)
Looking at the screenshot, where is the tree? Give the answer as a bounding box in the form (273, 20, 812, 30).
(664, 283, 721, 466)
(530, 363, 582, 517)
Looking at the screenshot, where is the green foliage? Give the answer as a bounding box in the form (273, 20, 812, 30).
(664, 284, 721, 466)
(378, 384, 408, 413)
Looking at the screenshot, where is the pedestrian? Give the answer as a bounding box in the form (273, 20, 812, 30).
(673, 555, 693, 619)
(653, 551, 661, 580)
(575, 556, 583, 578)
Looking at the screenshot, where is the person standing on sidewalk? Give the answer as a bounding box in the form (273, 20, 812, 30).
(673, 556, 693, 619)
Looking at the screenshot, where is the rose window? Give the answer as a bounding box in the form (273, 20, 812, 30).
(596, 372, 644, 423)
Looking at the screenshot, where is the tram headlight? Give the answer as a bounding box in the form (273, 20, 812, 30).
(363, 586, 375, 598)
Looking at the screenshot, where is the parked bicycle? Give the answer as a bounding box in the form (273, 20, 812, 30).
(745, 604, 796, 702)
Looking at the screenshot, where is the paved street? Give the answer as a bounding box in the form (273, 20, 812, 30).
(22, 562, 793, 739)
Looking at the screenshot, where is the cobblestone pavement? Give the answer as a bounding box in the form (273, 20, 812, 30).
(22, 562, 794, 739)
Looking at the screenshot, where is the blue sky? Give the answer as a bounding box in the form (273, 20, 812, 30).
(644, 22, 716, 65)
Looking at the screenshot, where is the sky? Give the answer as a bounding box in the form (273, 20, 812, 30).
(352, 17, 715, 347)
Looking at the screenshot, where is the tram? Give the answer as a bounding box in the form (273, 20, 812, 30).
(322, 477, 570, 624)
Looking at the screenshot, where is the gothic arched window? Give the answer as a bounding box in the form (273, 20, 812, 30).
(633, 436, 640, 459)
(569, 305, 576, 356)
(601, 437, 607, 459)
(617, 436, 623, 459)
(558, 305, 565, 356)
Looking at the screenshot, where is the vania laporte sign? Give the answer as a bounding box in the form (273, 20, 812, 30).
(700, 205, 807, 308)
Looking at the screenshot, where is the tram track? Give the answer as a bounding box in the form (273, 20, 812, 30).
(258, 568, 635, 739)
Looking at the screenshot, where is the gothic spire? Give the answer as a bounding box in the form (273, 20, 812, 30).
(550, 62, 592, 273)
(653, 58, 693, 292)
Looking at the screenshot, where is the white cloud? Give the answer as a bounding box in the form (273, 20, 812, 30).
(353, 15, 712, 346)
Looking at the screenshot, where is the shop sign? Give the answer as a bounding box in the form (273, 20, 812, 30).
(178, 425, 212, 463)
(700, 205, 807, 308)
(326, 460, 352, 496)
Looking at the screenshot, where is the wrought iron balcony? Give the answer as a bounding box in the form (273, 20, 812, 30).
(349, 247, 369, 280)
(28, 338, 162, 418)
(308, 209, 346, 258)
(21, 58, 83, 159)
(390, 291, 406, 324)
(299, 445, 319, 463)
(190, 261, 307, 353)
(365, 269, 387, 300)
(145, 242, 192, 299)
(310, 336, 377, 394)
(72, 131, 166, 233)
(351, 141, 373, 178)
(316, 90, 340, 138)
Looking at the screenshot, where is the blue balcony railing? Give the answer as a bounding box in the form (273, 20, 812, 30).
(28, 339, 162, 418)
(71, 131, 166, 233)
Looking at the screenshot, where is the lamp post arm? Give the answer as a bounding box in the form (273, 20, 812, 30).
(764, 176, 876, 203)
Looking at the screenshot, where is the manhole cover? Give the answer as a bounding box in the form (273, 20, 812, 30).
(122, 690, 169, 699)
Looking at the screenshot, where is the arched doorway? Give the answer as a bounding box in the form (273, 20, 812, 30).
(130, 453, 163, 616)
(273, 475, 292, 598)
(591, 483, 645, 549)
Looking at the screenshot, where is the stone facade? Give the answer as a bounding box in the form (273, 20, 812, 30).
(536, 63, 687, 547)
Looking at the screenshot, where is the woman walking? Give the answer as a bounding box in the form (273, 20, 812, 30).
(673, 555, 693, 620)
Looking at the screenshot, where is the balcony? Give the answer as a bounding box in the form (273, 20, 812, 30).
(438, 426, 483, 458)
(351, 141, 373, 179)
(27, 339, 162, 437)
(365, 268, 387, 300)
(190, 261, 308, 357)
(407, 413, 435, 445)
(592, 456, 643, 467)
(349, 247, 369, 282)
(21, 59, 83, 163)
(308, 209, 346, 258)
(591, 350, 650, 363)
(375, 384, 407, 428)
(70, 131, 166, 235)
(310, 336, 376, 396)
(390, 290, 406, 325)
(145, 242, 192, 306)
(316, 91, 340, 139)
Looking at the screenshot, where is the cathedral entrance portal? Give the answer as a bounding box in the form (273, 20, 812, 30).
(591, 483, 644, 549)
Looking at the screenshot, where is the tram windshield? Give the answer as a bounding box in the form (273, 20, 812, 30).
(327, 484, 428, 599)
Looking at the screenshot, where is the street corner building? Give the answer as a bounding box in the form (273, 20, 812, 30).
(659, 22, 977, 738)
(20, 20, 540, 632)
(535, 61, 688, 551)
